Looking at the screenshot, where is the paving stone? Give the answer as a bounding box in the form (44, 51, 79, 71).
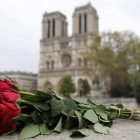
(1, 119, 140, 140)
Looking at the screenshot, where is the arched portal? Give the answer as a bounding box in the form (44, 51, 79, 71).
(43, 81, 53, 93)
(78, 79, 83, 96)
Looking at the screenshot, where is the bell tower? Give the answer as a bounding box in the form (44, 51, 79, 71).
(38, 3, 99, 95)
(72, 2, 98, 36)
(42, 11, 68, 39)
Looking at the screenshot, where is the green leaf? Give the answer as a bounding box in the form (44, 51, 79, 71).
(83, 109, 98, 124)
(65, 117, 78, 129)
(75, 111, 85, 129)
(50, 99, 63, 117)
(55, 94, 64, 100)
(54, 117, 62, 133)
(87, 99, 97, 106)
(43, 111, 52, 126)
(18, 116, 32, 124)
(43, 111, 51, 121)
(16, 98, 21, 103)
(70, 129, 90, 137)
(61, 109, 76, 117)
(4, 75, 16, 83)
(64, 94, 81, 104)
(111, 103, 124, 109)
(52, 116, 60, 124)
(87, 125, 94, 129)
(61, 111, 69, 116)
(34, 106, 43, 113)
(40, 123, 52, 135)
(94, 105, 108, 120)
(62, 102, 69, 113)
(31, 111, 43, 124)
(65, 111, 78, 129)
(32, 102, 50, 111)
(12, 115, 21, 120)
(68, 109, 75, 116)
(116, 103, 124, 109)
(19, 123, 40, 140)
(109, 111, 117, 120)
(61, 111, 76, 118)
(49, 89, 64, 101)
(99, 116, 111, 122)
(15, 102, 21, 110)
(65, 97, 77, 111)
(26, 94, 50, 102)
(94, 123, 109, 135)
(36, 90, 52, 98)
(13, 84, 22, 91)
(103, 121, 113, 128)
(105, 111, 112, 117)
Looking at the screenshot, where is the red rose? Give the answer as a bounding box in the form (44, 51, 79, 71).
(0, 91, 20, 103)
(0, 79, 21, 134)
(0, 125, 15, 134)
(0, 79, 18, 92)
(0, 101, 20, 134)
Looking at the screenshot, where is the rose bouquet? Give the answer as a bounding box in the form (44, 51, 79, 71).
(0, 78, 140, 139)
(0, 79, 21, 135)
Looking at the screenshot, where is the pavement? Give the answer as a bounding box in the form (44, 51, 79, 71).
(1, 119, 140, 140)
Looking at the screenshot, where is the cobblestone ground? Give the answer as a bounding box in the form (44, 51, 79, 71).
(1, 119, 140, 140)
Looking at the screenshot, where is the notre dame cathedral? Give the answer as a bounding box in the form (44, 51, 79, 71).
(38, 2, 99, 95)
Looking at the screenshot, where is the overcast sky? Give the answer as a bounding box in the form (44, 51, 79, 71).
(0, 0, 140, 73)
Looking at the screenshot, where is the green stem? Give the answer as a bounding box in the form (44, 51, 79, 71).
(78, 104, 91, 109)
(20, 99, 31, 105)
(133, 111, 140, 114)
(21, 113, 32, 118)
(120, 114, 129, 117)
(20, 106, 28, 109)
(121, 111, 131, 114)
(19, 91, 34, 96)
(78, 107, 87, 111)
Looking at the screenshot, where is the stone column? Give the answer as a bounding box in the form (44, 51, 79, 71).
(71, 49, 77, 67)
(54, 51, 58, 69)
(72, 16, 76, 35)
(87, 14, 94, 33)
(87, 35, 92, 47)
(64, 21, 68, 37)
(71, 37, 76, 49)
(42, 20, 46, 39)
(73, 15, 78, 35)
(55, 19, 61, 37)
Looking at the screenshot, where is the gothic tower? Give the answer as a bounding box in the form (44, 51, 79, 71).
(73, 2, 98, 36)
(38, 3, 99, 95)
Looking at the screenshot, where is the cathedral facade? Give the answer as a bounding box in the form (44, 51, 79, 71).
(38, 3, 99, 95)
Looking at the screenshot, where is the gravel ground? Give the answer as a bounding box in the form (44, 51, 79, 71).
(1, 119, 140, 140)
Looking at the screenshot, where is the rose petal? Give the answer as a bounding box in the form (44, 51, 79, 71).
(2, 101, 19, 111)
(0, 103, 20, 126)
(0, 91, 20, 103)
(0, 124, 15, 134)
(0, 79, 18, 92)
